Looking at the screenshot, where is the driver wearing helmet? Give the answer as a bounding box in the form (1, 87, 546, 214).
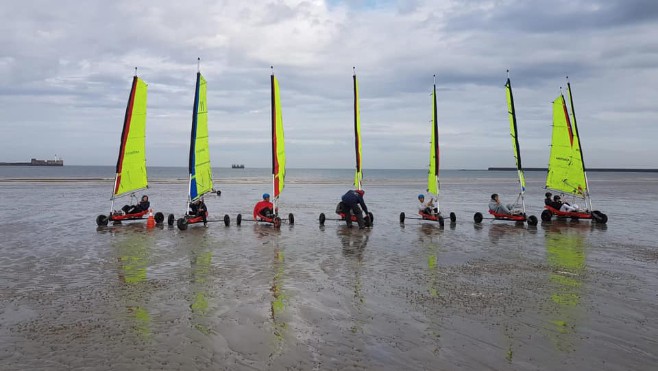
(417, 194, 437, 215)
(253, 193, 275, 220)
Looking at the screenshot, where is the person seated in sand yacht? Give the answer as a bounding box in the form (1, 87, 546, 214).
(552, 195, 579, 212)
(417, 194, 438, 215)
(189, 197, 208, 225)
(253, 193, 275, 220)
(544, 192, 553, 206)
(120, 195, 150, 215)
(488, 193, 520, 215)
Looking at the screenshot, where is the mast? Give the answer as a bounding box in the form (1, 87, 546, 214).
(505, 70, 526, 212)
(353, 67, 363, 190)
(188, 57, 213, 207)
(566, 77, 593, 211)
(271, 66, 277, 214)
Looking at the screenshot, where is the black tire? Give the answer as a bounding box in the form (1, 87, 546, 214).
(450, 212, 456, 223)
(237, 213, 242, 226)
(216, 190, 221, 196)
(399, 212, 405, 224)
(319, 213, 326, 226)
(368, 212, 374, 225)
(154, 212, 164, 224)
(288, 213, 294, 225)
(224, 214, 230, 226)
(177, 218, 188, 231)
(541, 209, 552, 222)
(527, 215, 538, 226)
(438, 215, 445, 227)
(96, 214, 109, 226)
(592, 210, 608, 224)
(474, 212, 483, 224)
(273, 217, 282, 228)
(167, 214, 175, 226)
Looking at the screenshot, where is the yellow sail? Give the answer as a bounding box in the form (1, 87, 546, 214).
(505, 78, 526, 192)
(272, 74, 285, 198)
(113, 76, 148, 198)
(189, 72, 213, 201)
(427, 83, 439, 195)
(353, 73, 363, 189)
(546, 94, 587, 197)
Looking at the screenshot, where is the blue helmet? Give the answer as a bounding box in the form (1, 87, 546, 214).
(418, 194, 425, 199)
(263, 193, 270, 199)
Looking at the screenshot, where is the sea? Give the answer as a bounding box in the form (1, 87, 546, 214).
(1, 166, 657, 370)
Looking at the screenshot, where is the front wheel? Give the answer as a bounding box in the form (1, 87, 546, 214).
(527, 215, 538, 226)
(167, 214, 175, 226)
(438, 215, 445, 227)
(273, 217, 282, 229)
(319, 213, 326, 226)
(449, 212, 456, 223)
(154, 212, 164, 224)
(224, 214, 230, 226)
(237, 213, 242, 226)
(368, 212, 374, 226)
(177, 218, 188, 230)
(96, 214, 109, 226)
(591, 210, 608, 224)
(474, 212, 483, 224)
(288, 213, 295, 225)
(399, 212, 405, 224)
(541, 209, 552, 222)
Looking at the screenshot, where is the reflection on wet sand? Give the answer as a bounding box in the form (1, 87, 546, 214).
(542, 221, 589, 352)
(487, 223, 527, 245)
(112, 225, 155, 339)
(252, 224, 288, 361)
(418, 224, 441, 354)
(187, 231, 215, 335)
(337, 227, 369, 335)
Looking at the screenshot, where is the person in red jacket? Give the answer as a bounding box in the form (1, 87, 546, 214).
(253, 193, 275, 220)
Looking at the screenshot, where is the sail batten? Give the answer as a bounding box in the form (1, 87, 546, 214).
(113, 76, 148, 198)
(505, 77, 526, 193)
(546, 93, 588, 197)
(272, 74, 286, 199)
(188, 72, 213, 201)
(353, 72, 363, 190)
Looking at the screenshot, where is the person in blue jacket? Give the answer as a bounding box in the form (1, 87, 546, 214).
(339, 189, 369, 228)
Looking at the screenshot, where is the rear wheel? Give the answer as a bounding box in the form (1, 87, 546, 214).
(273, 217, 282, 229)
(319, 213, 326, 225)
(237, 214, 242, 226)
(288, 213, 295, 225)
(449, 212, 456, 223)
(592, 210, 608, 224)
(541, 209, 552, 222)
(438, 215, 445, 227)
(399, 212, 405, 224)
(474, 212, 483, 224)
(224, 214, 230, 226)
(154, 212, 164, 224)
(216, 190, 222, 196)
(96, 214, 109, 226)
(177, 218, 188, 230)
(527, 215, 538, 226)
(167, 214, 175, 226)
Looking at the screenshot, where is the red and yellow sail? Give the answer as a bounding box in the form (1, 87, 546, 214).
(353, 72, 363, 189)
(113, 76, 148, 198)
(272, 73, 286, 198)
(546, 93, 587, 197)
(427, 82, 439, 196)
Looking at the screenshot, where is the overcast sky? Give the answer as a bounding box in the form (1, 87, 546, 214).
(1, 0, 656, 169)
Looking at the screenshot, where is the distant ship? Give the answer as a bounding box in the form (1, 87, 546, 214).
(0, 157, 64, 166)
(231, 164, 245, 169)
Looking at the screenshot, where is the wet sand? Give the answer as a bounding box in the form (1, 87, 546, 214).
(1, 176, 657, 370)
